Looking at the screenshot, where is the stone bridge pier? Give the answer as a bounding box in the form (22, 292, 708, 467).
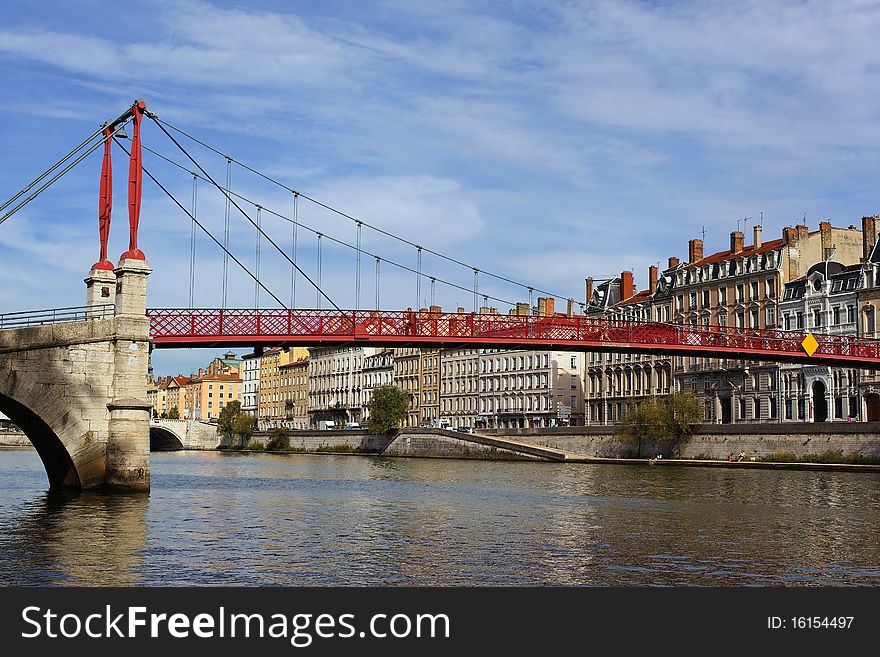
(0, 257, 152, 491)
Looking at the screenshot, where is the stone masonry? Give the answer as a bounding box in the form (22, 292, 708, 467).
(0, 257, 152, 490)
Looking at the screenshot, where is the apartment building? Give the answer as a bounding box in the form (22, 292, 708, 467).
(187, 372, 242, 420)
(440, 348, 481, 429)
(362, 350, 394, 422)
(779, 262, 862, 422)
(674, 222, 863, 423)
(240, 352, 260, 417)
(308, 346, 380, 426)
(280, 354, 310, 429)
(392, 348, 421, 427)
(419, 348, 441, 426)
(477, 349, 584, 428)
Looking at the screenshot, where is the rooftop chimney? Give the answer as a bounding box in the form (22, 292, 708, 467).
(783, 226, 798, 245)
(796, 224, 809, 239)
(457, 306, 465, 314)
(537, 297, 547, 316)
(819, 221, 833, 256)
(753, 225, 762, 249)
(566, 298, 574, 316)
(585, 277, 594, 306)
(688, 239, 703, 264)
(620, 271, 634, 301)
(515, 302, 529, 316)
(648, 265, 658, 291)
(668, 256, 680, 269)
(863, 216, 880, 261)
(730, 230, 744, 254)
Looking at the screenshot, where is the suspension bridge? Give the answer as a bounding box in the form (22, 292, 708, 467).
(2, 99, 880, 491)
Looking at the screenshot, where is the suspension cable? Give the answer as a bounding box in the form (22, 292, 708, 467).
(222, 157, 232, 309)
(0, 124, 106, 215)
(255, 205, 262, 309)
(148, 114, 575, 303)
(0, 129, 118, 226)
(189, 174, 197, 308)
(146, 116, 341, 312)
(291, 192, 298, 309)
(114, 139, 287, 308)
(139, 142, 522, 308)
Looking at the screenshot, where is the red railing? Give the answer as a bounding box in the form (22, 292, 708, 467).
(146, 308, 880, 368)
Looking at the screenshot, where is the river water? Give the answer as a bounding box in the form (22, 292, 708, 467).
(0, 449, 878, 586)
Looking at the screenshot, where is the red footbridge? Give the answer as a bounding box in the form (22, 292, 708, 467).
(147, 308, 880, 369)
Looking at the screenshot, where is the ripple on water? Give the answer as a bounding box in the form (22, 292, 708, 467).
(1, 450, 879, 585)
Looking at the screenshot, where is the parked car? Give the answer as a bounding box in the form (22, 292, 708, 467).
(456, 426, 474, 434)
(344, 422, 361, 430)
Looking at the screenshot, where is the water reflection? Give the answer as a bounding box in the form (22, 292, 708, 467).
(0, 487, 147, 585)
(1, 449, 879, 586)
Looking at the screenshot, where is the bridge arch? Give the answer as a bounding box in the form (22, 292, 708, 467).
(149, 425, 184, 451)
(0, 391, 81, 488)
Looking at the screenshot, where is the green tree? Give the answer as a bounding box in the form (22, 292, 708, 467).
(232, 412, 255, 445)
(367, 385, 409, 434)
(167, 406, 180, 420)
(618, 392, 704, 457)
(159, 410, 167, 419)
(217, 400, 242, 443)
(266, 427, 290, 451)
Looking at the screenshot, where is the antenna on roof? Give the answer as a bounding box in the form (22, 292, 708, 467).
(701, 225, 706, 241)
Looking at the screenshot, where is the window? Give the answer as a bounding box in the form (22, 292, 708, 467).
(570, 375, 577, 389)
(848, 306, 856, 323)
(689, 292, 697, 308)
(784, 314, 791, 331)
(750, 309, 759, 327)
(736, 284, 744, 302)
(866, 307, 876, 334)
(702, 290, 710, 307)
(796, 312, 804, 329)
(833, 307, 841, 325)
(571, 356, 578, 368)
(736, 311, 744, 328)
(750, 281, 759, 299)
(813, 308, 822, 327)
(766, 279, 776, 299)
(766, 307, 775, 327)
(677, 294, 684, 309)
(719, 287, 727, 304)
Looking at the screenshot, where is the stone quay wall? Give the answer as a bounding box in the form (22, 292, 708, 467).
(479, 423, 880, 460)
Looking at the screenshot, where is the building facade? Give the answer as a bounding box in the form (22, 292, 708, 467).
(440, 348, 481, 429)
(419, 348, 441, 426)
(477, 349, 584, 428)
(308, 346, 379, 426)
(280, 354, 310, 429)
(240, 352, 260, 418)
(362, 350, 394, 422)
(392, 348, 421, 427)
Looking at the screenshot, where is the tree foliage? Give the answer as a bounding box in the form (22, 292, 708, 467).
(618, 392, 704, 457)
(367, 385, 409, 434)
(266, 428, 290, 451)
(232, 412, 255, 443)
(167, 406, 180, 420)
(217, 400, 242, 439)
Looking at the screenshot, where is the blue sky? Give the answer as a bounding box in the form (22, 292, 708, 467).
(3, 0, 880, 375)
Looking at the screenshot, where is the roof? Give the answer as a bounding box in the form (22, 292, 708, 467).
(616, 289, 652, 307)
(687, 238, 785, 268)
(188, 373, 242, 383)
(279, 356, 309, 368)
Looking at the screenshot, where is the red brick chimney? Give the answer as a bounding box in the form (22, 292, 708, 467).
(819, 221, 832, 255)
(688, 239, 703, 264)
(730, 231, 744, 254)
(620, 271, 634, 301)
(863, 215, 880, 261)
(585, 277, 594, 306)
(545, 298, 555, 315)
(796, 224, 809, 239)
(668, 256, 680, 268)
(783, 226, 798, 245)
(648, 265, 658, 291)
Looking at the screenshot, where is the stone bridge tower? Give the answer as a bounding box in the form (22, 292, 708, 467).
(0, 257, 152, 491)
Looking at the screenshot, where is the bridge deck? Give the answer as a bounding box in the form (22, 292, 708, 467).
(146, 308, 880, 369)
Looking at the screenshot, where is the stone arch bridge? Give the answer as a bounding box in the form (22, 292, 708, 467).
(0, 258, 152, 490)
